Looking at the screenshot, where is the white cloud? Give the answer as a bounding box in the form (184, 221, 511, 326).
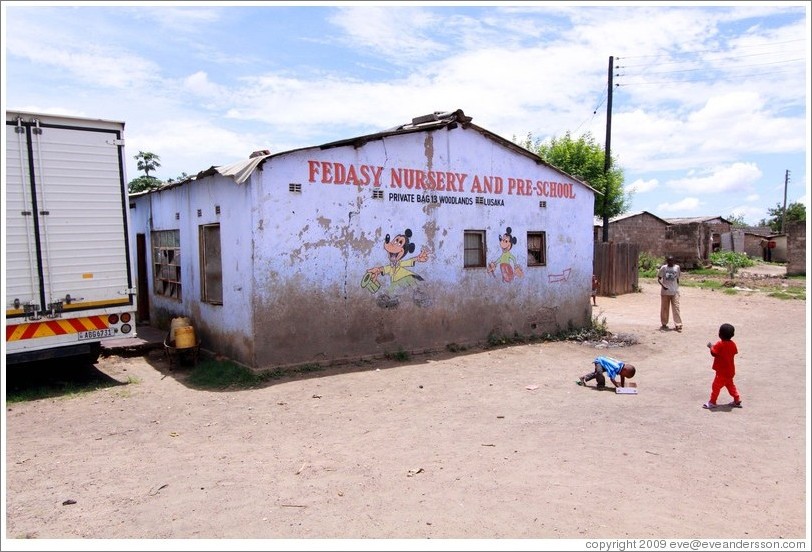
(126, 119, 266, 179)
(329, 7, 447, 64)
(657, 197, 701, 212)
(136, 6, 222, 32)
(182, 71, 230, 102)
(7, 105, 88, 118)
(2, 4, 806, 214)
(666, 162, 762, 194)
(797, 191, 810, 209)
(5, 22, 160, 89)
(626, 178, 658, 194)
(729, 205, 769, 225)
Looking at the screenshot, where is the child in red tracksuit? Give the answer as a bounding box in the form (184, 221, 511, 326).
(703, 323, 742, 409)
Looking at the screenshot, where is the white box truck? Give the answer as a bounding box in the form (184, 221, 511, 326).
(4, 111, 137, 364)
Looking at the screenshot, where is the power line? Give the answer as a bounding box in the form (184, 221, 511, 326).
(615, 38, 806, 86)
(620, 48, 806, 68)
(549, 84, 608, 140)
(617, 38, 805, 60)
(617, 66, 801, 86)
(620, 57, 804, 77)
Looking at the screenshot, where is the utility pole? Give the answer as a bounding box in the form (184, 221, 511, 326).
(781, 169, 789, 233)
(602, 55, 614, 243)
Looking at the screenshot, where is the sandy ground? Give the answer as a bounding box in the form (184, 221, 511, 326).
(2, 276, 809, 546)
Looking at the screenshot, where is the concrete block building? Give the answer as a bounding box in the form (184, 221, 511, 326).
(129, 110, 598, 369)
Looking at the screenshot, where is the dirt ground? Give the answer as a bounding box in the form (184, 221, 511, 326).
(3, 274, 809, 546)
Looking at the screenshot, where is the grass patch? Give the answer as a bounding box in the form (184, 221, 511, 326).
(446, 342, 468, 353)
(5, 363, 127, 404)
(384, 348, 410, 362)
(185, 358, 325, 390)
(680, 279, 726, 290)
(6, 381, 117, 404)
(642, 268, 805, 301)
(486, 317, 611, 349)
(768, 288, 806, 300)
(690, 267, 725, 276)
(539, 315, 610, 344)
(186, 359, 260, 388)
(485, 331, 529, 349)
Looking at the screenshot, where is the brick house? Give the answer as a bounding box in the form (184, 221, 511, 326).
(785, 220, 807, 276)
(737, 226, 773, 258)
(593, 212, 730, 268)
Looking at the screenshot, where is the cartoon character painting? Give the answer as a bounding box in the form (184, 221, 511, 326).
(488, 226, 524, 283)
(363, 228, 431, 308)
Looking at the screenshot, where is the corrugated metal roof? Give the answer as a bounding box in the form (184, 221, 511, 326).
(314, 109, 597, 192)
(140, 109, 598, 194)
(664, 216, 732, 225)
(593, 210, 669, 226)
(742, 226, 775, 237)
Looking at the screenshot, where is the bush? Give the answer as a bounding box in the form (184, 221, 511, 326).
(709, 251, 755, 278)
(638, 252, 663, 278)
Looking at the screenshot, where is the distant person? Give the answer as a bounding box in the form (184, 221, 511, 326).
(657, 255, 682, 332)
(577, 356, 636, 389)
(703, 323, 742, 409)
(759, 238, 768, 262)
(591, 274, 600, 306)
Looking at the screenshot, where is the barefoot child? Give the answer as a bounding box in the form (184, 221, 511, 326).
(577, 356, 636, 389)
(591, 274, 599, 306)
(703, 323, 742, 409)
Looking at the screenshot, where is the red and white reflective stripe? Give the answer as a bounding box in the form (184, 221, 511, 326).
(6, 316, 109, 342)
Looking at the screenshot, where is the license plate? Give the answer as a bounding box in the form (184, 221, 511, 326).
(78, 328, 115, 340)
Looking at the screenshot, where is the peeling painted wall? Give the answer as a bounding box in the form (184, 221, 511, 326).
(249, 126, 595, 368)
(132, 177, 256, 365)
(131, 125, 596, 369)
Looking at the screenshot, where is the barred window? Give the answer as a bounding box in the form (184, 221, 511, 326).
(527, 231, 547, 266)
(464, 230, 486, 268)
(152, 230, 181, 300)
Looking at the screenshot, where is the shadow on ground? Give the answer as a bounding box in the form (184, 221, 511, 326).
(5, 358, 126, 403)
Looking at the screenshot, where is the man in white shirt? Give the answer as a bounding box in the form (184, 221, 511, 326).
(657, 255, 682, 332)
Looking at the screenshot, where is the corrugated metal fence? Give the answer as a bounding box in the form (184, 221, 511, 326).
(593, 242, 640, 296)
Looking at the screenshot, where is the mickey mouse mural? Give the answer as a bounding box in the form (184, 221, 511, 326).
(488, 226, 524, 283)
(362, 228, 431, 308)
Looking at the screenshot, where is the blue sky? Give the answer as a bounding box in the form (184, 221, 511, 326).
(2, 1, 809, 226)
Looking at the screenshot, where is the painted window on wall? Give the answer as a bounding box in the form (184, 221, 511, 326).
(464, 230, 486, 267)
(199, 224, 223, 305)
(152, 230, 182, 300)
(526, 231, 547, 266)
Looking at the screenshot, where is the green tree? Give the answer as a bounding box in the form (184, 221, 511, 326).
(128, 175, 162, 194)
(166, 172, 190, 184)
(517, 131, 630, 224)
(758, 202, 806, 232)
(725, 214, 748, 228)
(135, 151, 161, 177)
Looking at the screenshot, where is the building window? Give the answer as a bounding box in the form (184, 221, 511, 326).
(200, 224, 223, 305)
(152, 230, 181, 300)
(464, 230, 486, 267)
(527, 231, 547, 266)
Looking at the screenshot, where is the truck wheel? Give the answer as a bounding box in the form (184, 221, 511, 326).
(85, 343, 102, 365)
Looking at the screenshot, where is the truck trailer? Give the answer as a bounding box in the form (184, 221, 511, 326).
(4, 111, 137, 364)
